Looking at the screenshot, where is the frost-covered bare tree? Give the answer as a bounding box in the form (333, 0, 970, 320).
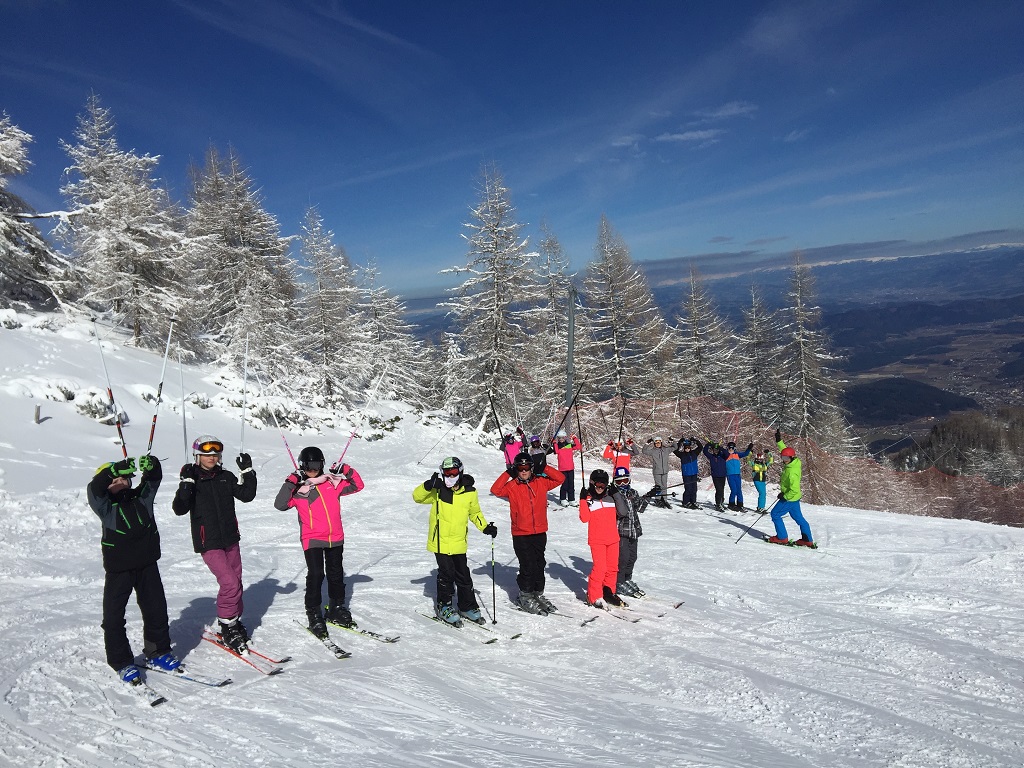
(441, 165, 537, 427)
(0, 112, 66, 307)
(672, 264, 736, 402)
(737, 284, 786, 422)
(57, 94, 183, 345)
(776, 253, 851, 452)
(356, 261, 435, 408)
(295, 206, 370, 405)
(581, 216, 673, 400)
(184, 145, 297, 382)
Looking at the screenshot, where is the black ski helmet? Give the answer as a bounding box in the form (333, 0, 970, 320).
(590, 468, 610, 486)
(298, 446, 326, 472)
(440, 456, 464, 475)
(512, 452, 533, 471)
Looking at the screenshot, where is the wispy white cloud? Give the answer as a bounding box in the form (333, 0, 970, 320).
(783, 128, 811, 142)
(812, 187, 917, 208)
(654, 129, 724, 143)
(693, 101, 758, 121)
(611, 134, 645, 147)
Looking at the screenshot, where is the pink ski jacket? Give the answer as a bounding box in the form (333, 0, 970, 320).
(275, 469, 364, 550)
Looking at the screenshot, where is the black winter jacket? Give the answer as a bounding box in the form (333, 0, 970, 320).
(87, 459, 162, 573)
(172, 464, 257, 553)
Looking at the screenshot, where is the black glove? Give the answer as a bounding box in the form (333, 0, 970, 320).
(516, 426, 525, 436)
(506, 464, 516, 478)
(424, 472, 442, 491)
(236, 453, 252, 470)
(607, 483, 619, 495)
(331, 462, 353, 477)
(775, 429, 781, 443)
(111, 457, 136, 477)
(138, 454, 156, 473)
(747, 443, 754, 452)
(646, 438, 653, 444)
(579, 489, 590, 502)
(179, 464, 198, 481)
(778, 492, 786, 501)
(483, 523, 498, 538)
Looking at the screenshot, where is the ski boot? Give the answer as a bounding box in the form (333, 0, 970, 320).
(148, 652, 181, 672)
(435, 602, 463, 627)
(306, 608, 329, 640)
(535, 593, 557, 614)
(458, 607, 485, 624)
(218, 617, 250, 653)
(325, 602, 354, 628)
(602, 586, 627, 607)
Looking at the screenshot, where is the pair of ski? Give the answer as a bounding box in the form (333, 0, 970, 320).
(763, 537, 819, 550)
(202, 629, 291, 674)
(120, 653, 236, 706)
(297, 617, 402, 658)
(419, 611, 522, 643)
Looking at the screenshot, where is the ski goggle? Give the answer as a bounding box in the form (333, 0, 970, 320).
(195, 440, 224, 454)
(441, 467, 461, 477)
(614, 477, 630, 485)
(592, 481, 607, 489)
(514, 464, 532, 473)
(303, 461, 324, 472)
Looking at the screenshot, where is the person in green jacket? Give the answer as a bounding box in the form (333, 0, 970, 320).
(769, 430, 815, 547)
(413, 456, 497, 626)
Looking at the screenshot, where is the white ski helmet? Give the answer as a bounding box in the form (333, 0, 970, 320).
(192, 434, 224, 457)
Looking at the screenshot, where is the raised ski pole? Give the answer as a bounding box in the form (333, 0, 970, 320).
(145, 317, 177, 454)
(179, 350, 188, 463)
(332, 363, 390, 469)
(575, 397, 586, 490)
(735, 499, 779, 544)
(616, 393, 627, 445)
(240, 333, 249, 454)
(488, 393, 507, 456)
(254, 370, 298, 469)
(549, 383, 584, 441)
(416, 422, 458, 465)
(91, 318, 129, 458)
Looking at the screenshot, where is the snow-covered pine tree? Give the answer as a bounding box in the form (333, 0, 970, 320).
(580, 215, 673, 401)
(776, 252, 852, 455)
(440, 165, 538, 428)
(671, 264, 737, 405)
(57, 94, 183, 346)
(356, 261, 434, 409)
(737, 284, 786, 422)
(515, 221, 577, 419)
(0, 112, 66, 307)
(295, 206, 370, 405)
(184, 146, 298, 385)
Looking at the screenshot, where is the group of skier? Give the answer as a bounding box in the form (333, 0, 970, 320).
(88, 419, 813, 687)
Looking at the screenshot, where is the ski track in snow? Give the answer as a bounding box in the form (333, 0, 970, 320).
(1, 319, 1024, 766)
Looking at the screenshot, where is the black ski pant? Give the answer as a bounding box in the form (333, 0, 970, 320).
(559, 472, 576, 502)
(304, 544, 346, 611)
(712, 475, 726, 507)
(512, 532, 547, 594)
(618, 536, 639, 583)
(102, 562, 172, 670)
(434, 552, 479, 611)
(682, 475, 698, 506)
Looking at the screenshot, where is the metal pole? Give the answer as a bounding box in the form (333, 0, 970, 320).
(566, 286, 576, 407)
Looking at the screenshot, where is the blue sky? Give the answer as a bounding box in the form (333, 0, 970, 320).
(2, 0, 1022, 296)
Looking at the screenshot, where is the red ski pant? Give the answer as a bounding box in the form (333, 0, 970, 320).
(587, 541, 620, 604)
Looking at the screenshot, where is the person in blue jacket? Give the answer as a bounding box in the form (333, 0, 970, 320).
(725, 441, 754, 511)
(673, 437, 703, 509)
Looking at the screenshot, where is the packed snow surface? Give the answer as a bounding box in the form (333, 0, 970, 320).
(1, 317, 1022, 767)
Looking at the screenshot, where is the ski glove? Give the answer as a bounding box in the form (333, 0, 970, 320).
(775, 429, 782, 443)
(138, 454, 156, 473)
(483, 523, 498, 538)
(236, 453, 252, 471)
(424, 472, 442, 491)
(579, 489, 590, 502)
(330, 462, 353, 477)
(179, 464, 198, 482)
(778, 492, 786, 501)
(111, 457, 136, 477)
(287, 473, 302, 486)
(747, 443, 754, 452)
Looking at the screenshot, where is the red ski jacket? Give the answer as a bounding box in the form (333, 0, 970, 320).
(490, 467, 564, 536)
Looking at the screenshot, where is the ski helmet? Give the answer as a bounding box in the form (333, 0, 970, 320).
(555, 429, 567, 438)
(440, 456, 464, 477)
(613, 466, 630, 484)
(590, 469, 610, 486)
(652, 436, 663, 443)
(727, 441, 736, 450)
(298, 446, 326, 472)
(780, 446, 796, 458)
(192, 435, 224, 456)
(529, 434, 541, 445)
(512, 452, 533, 471)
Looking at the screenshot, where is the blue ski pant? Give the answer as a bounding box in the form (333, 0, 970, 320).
(771, 500, 812, 542)
(727, 474, 743, 506)
(753, 480, 768, 509)
(682, 475, 698, 505)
